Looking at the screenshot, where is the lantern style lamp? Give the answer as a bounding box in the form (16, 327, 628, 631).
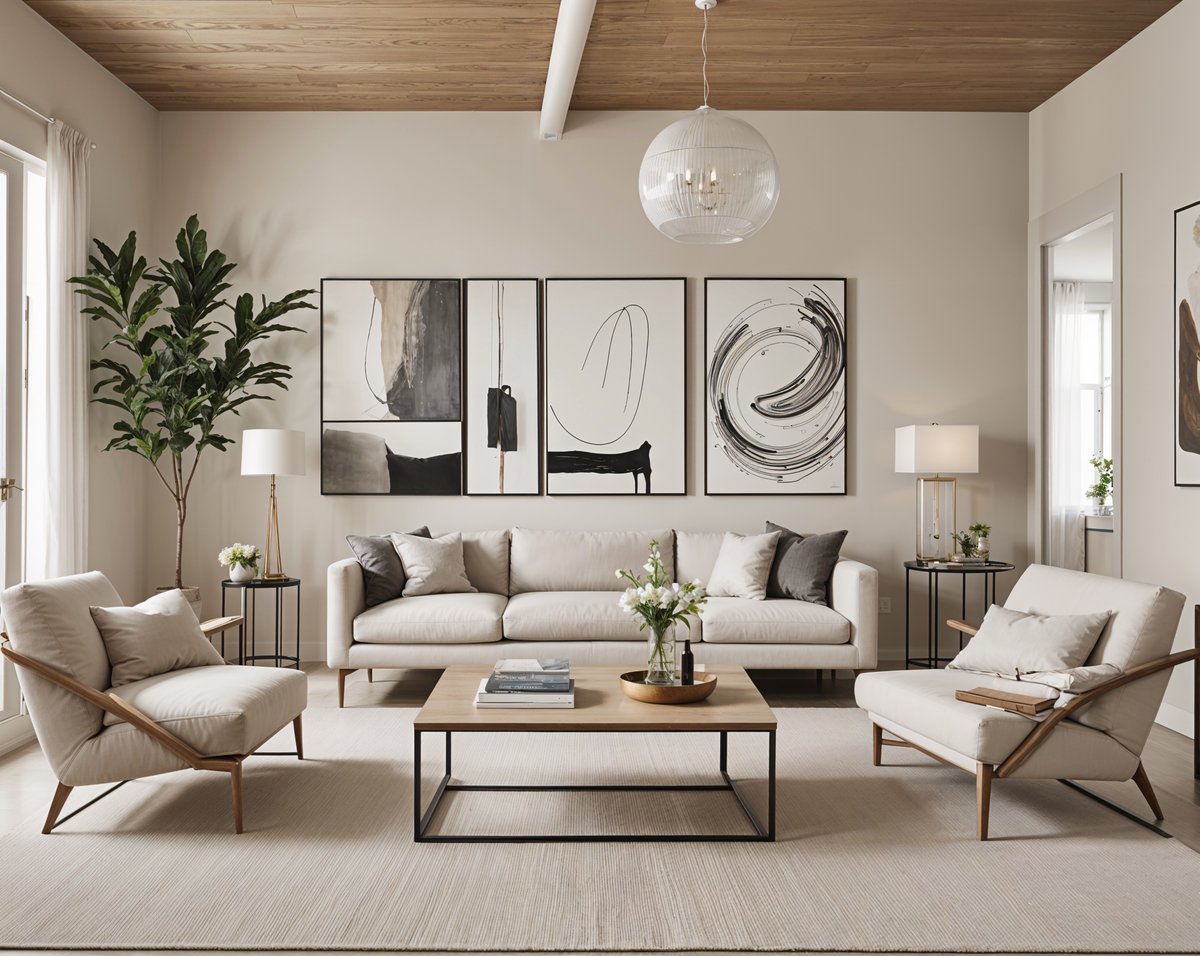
(895, 424, 979, 561)
(241, 429, 306, 579)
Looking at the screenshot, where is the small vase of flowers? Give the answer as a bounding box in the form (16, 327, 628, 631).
(219, 543, 260, 583)
(616, 540, 708, 685)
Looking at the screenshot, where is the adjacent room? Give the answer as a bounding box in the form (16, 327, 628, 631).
(1, 0, 1199, 952)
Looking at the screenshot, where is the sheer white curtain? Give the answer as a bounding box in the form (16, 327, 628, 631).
(1047, 280, 1086, 570)
(33, 120, 92, 579)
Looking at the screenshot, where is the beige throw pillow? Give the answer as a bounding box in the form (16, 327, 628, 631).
(948, 604, 1111, 678)
(391, 532, 478, 597)
(91, 589, 224, 688)
(706, 531, 782, 601)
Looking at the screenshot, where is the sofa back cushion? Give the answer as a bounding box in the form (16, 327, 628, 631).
(2, 571, 122, 778)
(460, 530, 511, 595)
(509, 529, 674, 594)
(675, 531, 729, 584)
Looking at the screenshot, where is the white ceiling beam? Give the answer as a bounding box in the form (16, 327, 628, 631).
(538, 0, 598, 141)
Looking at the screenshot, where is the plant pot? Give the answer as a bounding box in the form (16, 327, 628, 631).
(228, 563, 256, 583)
(156, 585, 203, 620)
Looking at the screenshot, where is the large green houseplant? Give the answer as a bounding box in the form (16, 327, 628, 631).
(71, 215, 314, 591)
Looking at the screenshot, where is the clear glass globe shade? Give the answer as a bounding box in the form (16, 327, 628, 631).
(638, 106, 780, 245)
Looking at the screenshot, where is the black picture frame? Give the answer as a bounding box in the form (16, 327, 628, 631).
(319, 277, 464, 496)
(543, 277, 688, 497)
(703, 276, 849, 497)
(462, 278, 544, 496)
(1174, 200, 1200, 487)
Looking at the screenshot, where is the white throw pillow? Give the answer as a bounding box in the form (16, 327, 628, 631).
(391, 532, 478, 597)
(705, 531, 782, 601)
(948, 604, 1111, 678)
(91, 589, 224, 688)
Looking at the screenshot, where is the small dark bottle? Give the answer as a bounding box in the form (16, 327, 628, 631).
(681, 639, 694, 685)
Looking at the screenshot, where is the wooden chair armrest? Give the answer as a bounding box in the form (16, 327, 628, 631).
(996, 647, 1200, 779)
(947, 618, 979, 636)
(201, 615, 243, 637)
(0, 642, 210, 770)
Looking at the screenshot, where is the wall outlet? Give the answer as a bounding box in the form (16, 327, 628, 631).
(878, 597, 892, 614)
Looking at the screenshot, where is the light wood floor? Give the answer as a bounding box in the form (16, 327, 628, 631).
(1, 664, 1197, 956)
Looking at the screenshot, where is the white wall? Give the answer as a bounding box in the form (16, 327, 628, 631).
(0, 0, 159, 600)
(152, 110, 1030, 660)
(1030, 0, 1200, 735)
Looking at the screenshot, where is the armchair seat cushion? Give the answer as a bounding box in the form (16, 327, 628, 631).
(503, 592, 649, 641)
(353, 593, 506, 644)
(700, 598, 849, 645)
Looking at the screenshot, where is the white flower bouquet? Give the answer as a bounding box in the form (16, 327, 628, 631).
(616, 539, 707, 684)
(218, 543, 260, 581)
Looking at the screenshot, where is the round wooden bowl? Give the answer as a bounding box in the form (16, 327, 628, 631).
(619, 671, 718, 705)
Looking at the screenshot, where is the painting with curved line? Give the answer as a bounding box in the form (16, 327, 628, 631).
(545, 278, 686, 495)
(705, 278, 847, 495)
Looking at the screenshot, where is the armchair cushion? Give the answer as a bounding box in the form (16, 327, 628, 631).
(947, 604, 1110, 679)
(91, 589, 223, 687)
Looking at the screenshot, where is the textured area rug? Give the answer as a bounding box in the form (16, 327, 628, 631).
(2, 706, 1200, 952)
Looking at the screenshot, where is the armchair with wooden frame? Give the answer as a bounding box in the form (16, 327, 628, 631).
(0, 571, 308, 834)
(855, 564, 1195, 840)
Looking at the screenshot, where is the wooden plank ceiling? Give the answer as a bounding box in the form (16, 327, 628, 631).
(22, 0, 1181, 112)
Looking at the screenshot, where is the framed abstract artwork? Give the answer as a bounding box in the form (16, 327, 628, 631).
(1176, 200, 1200, 486)
(463, 278, 542, 495)
(705, 277, 848, 495)
(544, 278, 687, 495)
(320, 278, 463, 495)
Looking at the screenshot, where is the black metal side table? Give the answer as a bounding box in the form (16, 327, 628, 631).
(220, 577, 301, 669)
(904, 560, 1015, 669)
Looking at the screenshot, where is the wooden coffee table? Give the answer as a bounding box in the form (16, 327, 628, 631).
(412, 664, 777, 843)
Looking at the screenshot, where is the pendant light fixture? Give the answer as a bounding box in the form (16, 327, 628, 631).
(638, 0, 780, 244)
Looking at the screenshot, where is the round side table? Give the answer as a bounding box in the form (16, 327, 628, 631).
(903, 561, 1015, 669)
(220, 577, 301, 669)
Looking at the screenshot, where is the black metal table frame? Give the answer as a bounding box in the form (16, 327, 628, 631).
(220, 578, 302, 669)
(413, 728, 776, 843)
(905, 562, 1014, 669)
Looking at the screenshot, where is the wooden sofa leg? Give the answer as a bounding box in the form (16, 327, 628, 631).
(1132, 762, 1164, 820)
(42, 782, 73, 834)
(368, 668, 374, 683)
(293, 715, 304, 760)
(976, 763, 993, 841)
(871, 723, 882, 766)
(338, 668, 354, 708)
(230, 763, 244, 834)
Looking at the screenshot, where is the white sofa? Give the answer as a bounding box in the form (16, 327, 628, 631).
(328, 528, 878, 705)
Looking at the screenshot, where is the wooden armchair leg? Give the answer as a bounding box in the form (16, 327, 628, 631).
(871, 723, 883, 766)
(230, 763, 244, 834)
(293, 715, 304, 760)
(337, 668, 354, 708)
(42, 782, 73, 834)
(1132, 762, 1164, 820)
(976, 763, 994, 841)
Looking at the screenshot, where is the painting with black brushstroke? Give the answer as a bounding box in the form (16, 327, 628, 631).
(464, 279, 542, 495)
(704, 278, 847, 495)
(544, 278, 686, 495)
(320, 278, 463, 495)
(1175, 201, 1200, 486)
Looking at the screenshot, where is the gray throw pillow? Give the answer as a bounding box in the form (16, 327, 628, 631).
(347, 526, 430, 607)
(765, 523, 847, 606)
(91, 589, 224, 688)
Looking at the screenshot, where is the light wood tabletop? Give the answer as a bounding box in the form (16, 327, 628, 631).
(413, 665, 777, 733)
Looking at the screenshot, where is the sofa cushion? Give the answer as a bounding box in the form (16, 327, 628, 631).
(392, 532, 477, 597)
(706, 531, 781, 600)
(765, 524, 847, 606)
(503, 591, 652, 641)
(461, 529, 510, 595)
(346, 526, 430, 607)
(354, 593, 506, 644)
(91, 589, 224, 688)
(509, 529, 674, 594)
(700, 597, 849, 644)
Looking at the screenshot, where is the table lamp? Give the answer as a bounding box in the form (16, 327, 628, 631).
(895, 424, 979, 561)
(241, 429, 306, 579)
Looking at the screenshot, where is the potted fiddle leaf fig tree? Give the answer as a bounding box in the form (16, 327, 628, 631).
(71, 215, 314, 606)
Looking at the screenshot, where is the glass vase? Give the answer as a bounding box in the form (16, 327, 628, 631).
(646, 621, 677, 685)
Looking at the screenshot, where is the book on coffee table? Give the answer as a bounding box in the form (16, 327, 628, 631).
(475, 678, 575, 708)
(486, 658, 571, 693)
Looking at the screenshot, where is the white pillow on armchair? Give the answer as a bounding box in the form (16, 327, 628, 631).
(947, 604, 1111, 679)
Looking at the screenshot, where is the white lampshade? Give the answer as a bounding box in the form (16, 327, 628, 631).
(241, 429, 306, 477)
(895, 424, 979, 474)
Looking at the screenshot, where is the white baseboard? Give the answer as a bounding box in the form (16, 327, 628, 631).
(1156, 701, 1195, 739)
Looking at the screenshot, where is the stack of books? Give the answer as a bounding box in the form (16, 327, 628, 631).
(474, 658, 574, 709)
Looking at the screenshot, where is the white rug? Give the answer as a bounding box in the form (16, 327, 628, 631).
(2, 706, 1200, 952)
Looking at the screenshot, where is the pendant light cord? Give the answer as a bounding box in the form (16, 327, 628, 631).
(701, 5, 710, 108)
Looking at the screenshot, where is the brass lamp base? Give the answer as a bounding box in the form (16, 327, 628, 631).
(261, 474, 288, 580)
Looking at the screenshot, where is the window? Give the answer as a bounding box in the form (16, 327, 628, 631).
(1074, 303, 1112, 506)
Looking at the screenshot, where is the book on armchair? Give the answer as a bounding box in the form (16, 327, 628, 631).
(955, 686, 1056, 716)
